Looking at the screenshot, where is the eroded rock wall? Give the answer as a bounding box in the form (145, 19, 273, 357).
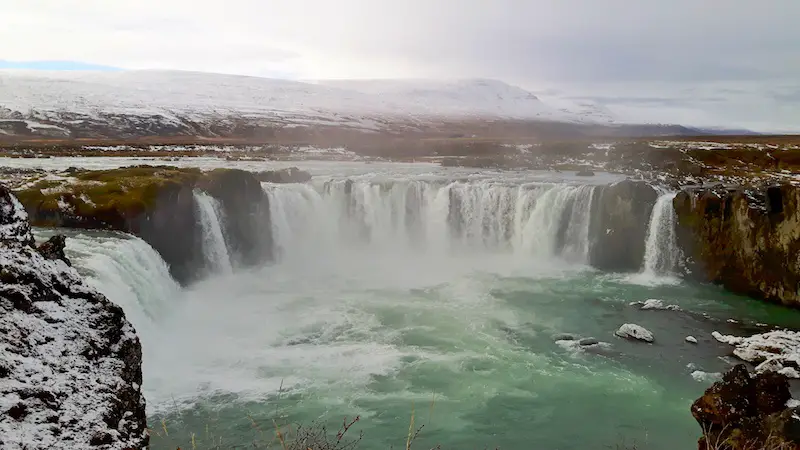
(589, 180, 659, 271)
(674, 184, 800, 305)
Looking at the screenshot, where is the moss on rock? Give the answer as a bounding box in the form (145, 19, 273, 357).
(13, 166, 270, 284)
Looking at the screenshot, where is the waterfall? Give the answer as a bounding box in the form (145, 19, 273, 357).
(193, 190, 234, 275)
(263, 179, 596, 263)
(34, 229, 181, 329)
(642, 192, 681, 275)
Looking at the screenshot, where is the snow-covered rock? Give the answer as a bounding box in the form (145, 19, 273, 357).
(712, 330, 800, 378)
(614, 324, 655, 342)
(630, 299, 681, 311)
(0, 185, 148, 449)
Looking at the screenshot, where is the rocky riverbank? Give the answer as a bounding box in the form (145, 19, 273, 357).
(0, 186, 148, 449)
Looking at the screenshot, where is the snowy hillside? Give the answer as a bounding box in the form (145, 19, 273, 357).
(0, 70, 615, 139)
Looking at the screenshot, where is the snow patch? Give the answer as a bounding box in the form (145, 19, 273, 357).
(712, 330, 800, 378)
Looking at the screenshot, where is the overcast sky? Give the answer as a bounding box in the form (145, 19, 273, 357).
(2, 0, 799, 131)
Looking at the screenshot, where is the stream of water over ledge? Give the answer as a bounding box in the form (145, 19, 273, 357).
(27, 160, 800, 449)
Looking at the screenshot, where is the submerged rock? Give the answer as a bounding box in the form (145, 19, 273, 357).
(614, 323, 654, 342)
(579, 337, 599, 346)
(0, 185, 148, 449)
(712, 329, 800, 378)
(552, 333, 578, 341)
(692, 364, 799, 449)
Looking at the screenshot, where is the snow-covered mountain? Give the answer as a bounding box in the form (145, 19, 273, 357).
(0, 70, 616, 139)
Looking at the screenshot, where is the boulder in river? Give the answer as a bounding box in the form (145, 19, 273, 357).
(614, 323, 654, 342)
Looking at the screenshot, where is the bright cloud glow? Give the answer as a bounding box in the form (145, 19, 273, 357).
(1, 0, 799, 131)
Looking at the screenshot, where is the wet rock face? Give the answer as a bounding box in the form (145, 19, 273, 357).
(0, 186, 148, 450)
(129, 182, 204, 285)
(15, 167, 276, 285)
(692, 364, 798, 450)
(198, 169, 273, 268)
(588, 180, 658, 271)
(36, 234, 71, 266)
(674, 184, 800, 305)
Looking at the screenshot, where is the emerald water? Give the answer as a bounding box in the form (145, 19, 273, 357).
(32, 161, 800, 450)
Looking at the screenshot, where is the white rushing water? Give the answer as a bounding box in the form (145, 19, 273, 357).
(192, 190, 234, 275)
(642, 192, 682, 275)
(34, 229, 181, 328)
(264, 179, 597, 264)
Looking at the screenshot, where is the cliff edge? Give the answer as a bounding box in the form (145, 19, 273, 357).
(0, 185, 148, 449)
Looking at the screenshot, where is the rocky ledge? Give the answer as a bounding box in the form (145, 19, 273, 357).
(0, 186, 148, 449)
(692, 364, 800, 450)
(13, 166, 311, 284)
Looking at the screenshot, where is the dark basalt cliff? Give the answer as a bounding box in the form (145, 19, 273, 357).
(674, 183, 800, 305)
(589, 180, 659, 271)
(0, 186, 148, 449)
(14, 167, 308, 285)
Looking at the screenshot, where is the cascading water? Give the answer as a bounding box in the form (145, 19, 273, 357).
(642, 191, 682, 275)
(33, 228, 180, 329)
(263, 178, 596, 263)
(193, 190, 234, 274)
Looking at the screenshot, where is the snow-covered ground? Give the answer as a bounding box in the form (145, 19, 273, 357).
(713, 330, 800, 378)
(0, 70, 615, 137)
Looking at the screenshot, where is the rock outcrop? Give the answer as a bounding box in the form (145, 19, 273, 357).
(255, 167, 312, 184)
(692, 364, 800, 450)
(589, 180, 658, 271)
(0, 185, 148, 449)
(198, 169, 273, 268)
(13, 166, 297, 284)
(674, 184, 800, 305)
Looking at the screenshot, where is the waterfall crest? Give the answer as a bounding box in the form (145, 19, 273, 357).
(264, 179, 597, 263)
(34, 229, 181, 328)
(193, 190, 234, 275)
(642, 192, 682, 275)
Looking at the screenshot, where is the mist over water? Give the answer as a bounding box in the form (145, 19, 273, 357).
(35, 163, 800, 450)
